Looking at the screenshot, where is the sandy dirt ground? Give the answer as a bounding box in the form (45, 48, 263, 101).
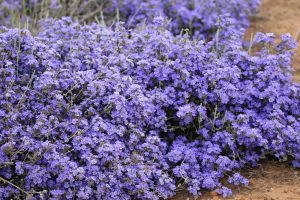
(172, 0, 300, 199)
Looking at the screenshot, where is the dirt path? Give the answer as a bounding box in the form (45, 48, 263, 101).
(245, 0, 300, 79)
(172, 1, 300, 199)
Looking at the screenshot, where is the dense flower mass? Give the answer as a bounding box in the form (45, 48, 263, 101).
(0, 0, 300, 199)
(0, 0, 260, 39)
(0, 16, 299, 199)
(110, 0, 261, 39)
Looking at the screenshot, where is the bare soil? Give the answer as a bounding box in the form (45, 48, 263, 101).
(172, 0, 300, 199)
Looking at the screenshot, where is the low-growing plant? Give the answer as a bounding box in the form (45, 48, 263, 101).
(0, 17, 299, 199)
(110, 0, 261, 39)
(0, 0, 260, 39)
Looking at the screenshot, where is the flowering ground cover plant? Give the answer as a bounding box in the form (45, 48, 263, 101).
(0, 16, 299, 199)
(0, 0, 260, 40)
(110, 0, 261, 39)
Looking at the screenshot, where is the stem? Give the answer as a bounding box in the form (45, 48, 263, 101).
(0, 176, 44, 198)
(0, 177, 27, 195)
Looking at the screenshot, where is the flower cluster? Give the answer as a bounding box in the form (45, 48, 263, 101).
(110, 0, 261, 38)
(0, 17, 299, 200)
(0, 0, 260, 39)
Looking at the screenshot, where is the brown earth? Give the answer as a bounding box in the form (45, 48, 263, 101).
(172, 0, 300, 199)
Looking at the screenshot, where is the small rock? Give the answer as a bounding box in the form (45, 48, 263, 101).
(210, 191, 218, 197)
(249, 179, 256, 185)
